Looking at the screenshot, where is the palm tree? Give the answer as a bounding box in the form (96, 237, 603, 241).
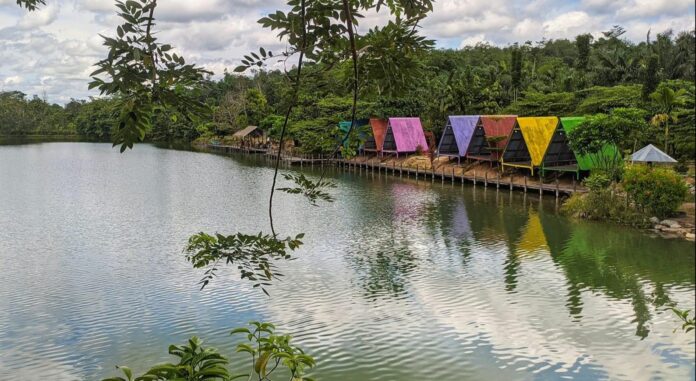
(650, 85, 686, 153)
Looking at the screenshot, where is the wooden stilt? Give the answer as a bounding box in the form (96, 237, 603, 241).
(524, 176, 528, 193)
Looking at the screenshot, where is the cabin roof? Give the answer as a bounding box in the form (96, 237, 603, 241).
(232, 126, 262, 138)
(631, 144, 677, 163)
(447, 115, 480, 156)
(386, 117, 429, 153)
(514, 117, 559, 166)
(557, 117, 620, 171)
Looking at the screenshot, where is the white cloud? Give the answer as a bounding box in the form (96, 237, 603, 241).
(543, 11, 595, 37)
(458, 33, 488, 48)
(616, 0, 693, 19)
(3, 75, 22, 85)
(16, 2, 59, 29)
(0, 0, 693, 103)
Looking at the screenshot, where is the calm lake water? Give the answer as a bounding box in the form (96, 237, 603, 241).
(0, 142, 694, 381)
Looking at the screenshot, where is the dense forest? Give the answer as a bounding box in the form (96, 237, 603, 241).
(1, 26, 694, 161)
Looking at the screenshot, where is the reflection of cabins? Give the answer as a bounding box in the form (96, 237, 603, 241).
(501, 117, 558, 176)
(451, 202, 473, 239)
(382, 117, 429, 157)
(363, 118, 388, 155)
(232, 126, 265, 148)
(437, 115, 479, 164)
(541, 117, 620, 179)
(467, 115, 517, 162)
(391, 182, 427, 221)
(515, 211, 549, 256)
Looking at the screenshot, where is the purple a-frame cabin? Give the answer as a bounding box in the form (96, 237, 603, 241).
(436, 115, 480, 164)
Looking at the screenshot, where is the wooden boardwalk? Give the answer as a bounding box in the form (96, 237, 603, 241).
(205, 145, 584, 196)
(335, 159, 584, 196)
(207, 144, 268, 154)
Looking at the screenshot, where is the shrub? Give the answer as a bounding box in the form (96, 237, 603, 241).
(562, 175, 647, 226)
(102, 322, 315, 381)
(622, 165, 689, 219)
(583, 172, 611, 192)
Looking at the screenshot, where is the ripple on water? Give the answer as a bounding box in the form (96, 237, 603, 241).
(0, 143, 694, 381)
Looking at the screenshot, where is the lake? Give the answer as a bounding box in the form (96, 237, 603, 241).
(0, 142, 694, 381)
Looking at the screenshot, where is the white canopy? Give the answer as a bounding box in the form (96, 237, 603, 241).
(630, 144, 677, 163)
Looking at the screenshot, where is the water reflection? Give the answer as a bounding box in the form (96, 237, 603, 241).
(1, 143, 694, 381)
(540, 213, 695, 339)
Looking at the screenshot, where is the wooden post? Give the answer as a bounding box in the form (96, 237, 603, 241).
(400, 163, 403, 178)
(452, 168, 455, 185)
(555, 178, 559, 199)
(473, 169, 477, 186)
(524, 176, 528, 193)
(510, 174, 513, 191)
(441, 168, 444, 184)
(573, 177, 577, 193)
(539, 174, 543, 196)
(431, 167, 434, 183)
(484, 171, 488, 188)
(496, 171, 500, 189)
(416, 165, 419, 181)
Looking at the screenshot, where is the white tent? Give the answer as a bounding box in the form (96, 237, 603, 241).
(630, 144, 677, 164)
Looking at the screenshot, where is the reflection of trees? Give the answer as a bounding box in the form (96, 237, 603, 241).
(350, 246, 417, 301)
(500, 207, 528, 293)
(540, 212, 696, 338)
(344, 182, 427, 301)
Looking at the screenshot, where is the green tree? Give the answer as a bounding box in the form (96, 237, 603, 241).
(88, 0, 210, 152)
(567, 108, 649, 178)
(649, 84, 687, 153)
(510, 45, 523, 102)
(575, 34, 592, 71)
(641, 54, 659, 100)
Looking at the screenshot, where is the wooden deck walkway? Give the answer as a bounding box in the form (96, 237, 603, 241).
(335, 159, 584, 196)
(207, 144, 268, 154)
(205, 145, 584, 196)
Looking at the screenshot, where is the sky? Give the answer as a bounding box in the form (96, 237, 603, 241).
(0, 0, 693, 104)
